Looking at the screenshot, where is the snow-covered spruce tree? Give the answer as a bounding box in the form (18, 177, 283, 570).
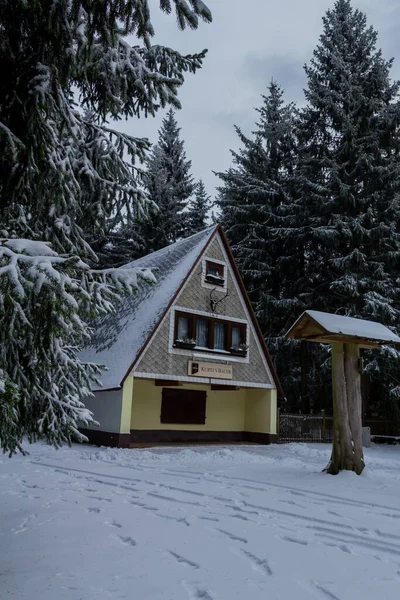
(0, 238, 155, 455)
(216, 82, 304, 405)
(76, 113, 150, 268)
(0, 0, 212, 454)
(138, 109, 195, 254)
(296, 0, 400, 473)
(186, 179, 212, 235)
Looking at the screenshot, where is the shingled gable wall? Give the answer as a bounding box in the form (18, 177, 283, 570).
(133, 233, 274, 386)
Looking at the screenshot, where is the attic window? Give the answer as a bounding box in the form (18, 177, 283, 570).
(205, 261, 225, 286)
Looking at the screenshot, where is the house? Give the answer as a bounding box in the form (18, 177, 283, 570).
(79, 225, 283, 447)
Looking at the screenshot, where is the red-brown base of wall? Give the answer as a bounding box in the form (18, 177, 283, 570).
(80, 428, 278, 447)
(80, 429, 131, 448)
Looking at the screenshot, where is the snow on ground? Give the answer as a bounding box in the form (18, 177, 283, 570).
(1, 442, 400, 600)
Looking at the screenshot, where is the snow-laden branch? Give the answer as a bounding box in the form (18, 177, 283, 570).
(0, 238, 155, 456)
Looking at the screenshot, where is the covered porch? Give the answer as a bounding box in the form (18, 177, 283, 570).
(123, 377, 277, 446)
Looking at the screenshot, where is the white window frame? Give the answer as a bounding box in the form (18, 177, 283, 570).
(201, 256, 228, 293)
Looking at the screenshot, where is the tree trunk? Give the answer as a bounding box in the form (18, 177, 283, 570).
(325, 342, 365, 475)
(300, 340, 309, 412)
(344, 343, 364, 473)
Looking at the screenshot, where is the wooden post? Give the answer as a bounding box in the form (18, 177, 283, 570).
(321, 410, 326, 442)
(344, 343, 364, 474)
(326, 342, 365, 475)
(300, 340, 309, 412)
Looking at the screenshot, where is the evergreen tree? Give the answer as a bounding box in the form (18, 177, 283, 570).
(0, 238, 155, 456)
(186, 179, 212, 235)
(296, 0, 400, 418)
(0, 0, 212, 454)
(216, 81, 302, 402)
(76, 112, 150, 268)
(139, 109, 195, 253)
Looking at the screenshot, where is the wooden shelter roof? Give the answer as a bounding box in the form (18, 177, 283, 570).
(286, 310, 400, 349)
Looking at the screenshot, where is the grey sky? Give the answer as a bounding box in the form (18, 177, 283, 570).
(116, 0, 400, 201)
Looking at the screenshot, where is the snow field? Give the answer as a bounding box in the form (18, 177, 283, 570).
(1, 442, 400, 599)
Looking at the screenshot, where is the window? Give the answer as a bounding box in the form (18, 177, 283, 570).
(196, 318, 209, 347)
(177, 315, 190, 340)
(174, 311, 247, 355)
(214, 322, 226, 350)
(161, 389, 206, 424)
(232, 325, 243, 347)
(205, 260, 225, 286)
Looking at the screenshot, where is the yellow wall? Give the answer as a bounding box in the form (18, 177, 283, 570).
(245, 388, 277, 434)
(120, 377, 134, 434)
(129, 378, 276, 434)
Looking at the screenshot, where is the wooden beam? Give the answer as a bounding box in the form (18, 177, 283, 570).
(289, 332, 381, 349)
(155, 380, 183, 387)
(211, 385, 240, 391)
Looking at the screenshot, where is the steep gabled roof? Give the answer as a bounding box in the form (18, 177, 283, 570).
(80, 226, 216, 390)
(80, 224, 283, 396)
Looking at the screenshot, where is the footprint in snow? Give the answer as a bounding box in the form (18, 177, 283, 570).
(281, 535, 309, 546)
(214, 528, 248, 544)
(182, 581, 216, 600)
(240, 549, 273, 576)
(167, 550, 199, 569)
(105, 520, 122, 529)
(118, 535, 137, 547)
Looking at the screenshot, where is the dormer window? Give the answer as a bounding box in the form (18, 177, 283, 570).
(205, 260, 225, 286)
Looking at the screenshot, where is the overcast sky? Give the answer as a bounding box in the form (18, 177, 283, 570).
(116, 0, 400, 201)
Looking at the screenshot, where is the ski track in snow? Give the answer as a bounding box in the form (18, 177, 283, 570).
(1, 443, 400, 599)
(19, 459, 400, 561)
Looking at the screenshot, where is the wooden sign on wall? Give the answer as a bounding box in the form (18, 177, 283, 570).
(188, 361, 232, 380)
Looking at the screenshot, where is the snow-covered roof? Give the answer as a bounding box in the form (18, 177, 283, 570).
(286, 310, 400, 346)
(80, 226, 217, 390)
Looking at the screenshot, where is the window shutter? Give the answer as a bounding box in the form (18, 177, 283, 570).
(161, 389, 206, 425)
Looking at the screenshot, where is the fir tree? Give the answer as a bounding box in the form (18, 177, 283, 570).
(0, 238, 155, 456)
(139, 109, 195, 253)
(186, 179, 212, 235)
(216, 81, 302, 402)
(0, 0, 212, 454)
(296, 0, 400, 421)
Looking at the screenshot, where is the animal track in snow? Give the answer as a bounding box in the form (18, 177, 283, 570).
(118, 535, 136, 547)
(240, 549, 273, 576)
(311, 581, 341, 600)
(168, 551, 199, 569)
(282, 535, 308, 546)
(88, 495, 112, 503)
(214, 528, 248, 544)
(129, 499, 159, 512)
(157, 513, 191, 527)
(105, 520, 122, 529)
(13, 514, 37, 535)
(324, 541, 352, 554)
(182, 581, 216, 600)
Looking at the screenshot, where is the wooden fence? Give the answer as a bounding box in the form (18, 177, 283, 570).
(278, 412, 398, 443)
(279, 413, 334, 443)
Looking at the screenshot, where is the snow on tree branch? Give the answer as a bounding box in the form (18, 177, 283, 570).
(0, 239, 155, 455)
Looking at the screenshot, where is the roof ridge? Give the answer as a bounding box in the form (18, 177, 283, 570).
(122, 225, 218, 269)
